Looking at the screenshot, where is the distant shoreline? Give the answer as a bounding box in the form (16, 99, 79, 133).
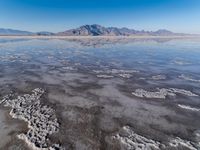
(0, 35, 199, 39)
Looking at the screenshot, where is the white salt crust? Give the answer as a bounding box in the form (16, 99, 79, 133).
(0, 88, 64, 150)
(112, 126, 200, 150)
(96, 75, 114, 78)
(152, 75, 166, 80)
(169, 137, 198, 150)
(112, 126, 162, 150)
(93, 69, 138, 79)
(178, 104, 200, 112)
(132, 88, 198, 99)
(179, 74, 200, 83)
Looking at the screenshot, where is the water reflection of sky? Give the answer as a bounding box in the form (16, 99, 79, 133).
(1, 38, 200, 150)
(0, 38, 200, 75)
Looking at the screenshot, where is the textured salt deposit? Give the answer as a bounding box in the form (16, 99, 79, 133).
(119, 74, 132, 78)
(92, 70, 104, 74)
(152, 75, 166, 80)
(112, 126, 200, 150)
(93, 69, 138, 74)
(0, 88, 63, 150)
(170, 88, 198, 96)
(62, 66, 77, 71)
(112, 126, 162, 150)
(178, 104, 200, 112)
(96, 75, 114, 78)
(107, 69, 139, 74)
(132, 88, 174, 99)
(179, 74, 200, 83)
(132, 88, 198, 99)
(0, 54, 29, 63)
(169, 137, 198, 150)
(172, 60, 191, 65)
(93, 69, 138, 79)
(195, 130, 200, 146)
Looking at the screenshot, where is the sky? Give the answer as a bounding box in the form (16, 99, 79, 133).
(0, 0, 200, 33)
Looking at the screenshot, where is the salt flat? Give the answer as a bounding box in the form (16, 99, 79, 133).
(0, 37, 200, 150)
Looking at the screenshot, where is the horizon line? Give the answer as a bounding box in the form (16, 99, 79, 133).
(0, 24, 190, 34)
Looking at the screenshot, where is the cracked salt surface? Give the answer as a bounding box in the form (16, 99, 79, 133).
(112, 126, 163, 150)
(132, 88, 198, 99)
(0, 88, 63, 150)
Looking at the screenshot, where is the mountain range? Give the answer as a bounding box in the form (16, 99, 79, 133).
(0, 24, 187, 36)
(0, 28, 33, 35)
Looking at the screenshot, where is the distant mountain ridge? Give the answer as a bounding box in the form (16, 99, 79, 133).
(57, 24, 184, 36)
(0, 28, 33, 35)
(0, 25, 187, 36)
(0, 28, 55, 36)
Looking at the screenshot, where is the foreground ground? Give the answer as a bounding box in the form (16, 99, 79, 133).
(0, 37, 200, 150)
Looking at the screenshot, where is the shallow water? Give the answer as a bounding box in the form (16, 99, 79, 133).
(0, 37, 200, 150)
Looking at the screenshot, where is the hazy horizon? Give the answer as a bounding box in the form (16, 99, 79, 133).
(0, 0, 200, 34)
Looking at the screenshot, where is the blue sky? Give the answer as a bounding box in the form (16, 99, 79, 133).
(0, 0, 200, 33)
